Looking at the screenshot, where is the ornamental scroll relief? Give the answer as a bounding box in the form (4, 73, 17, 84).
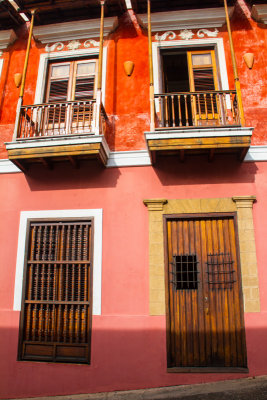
(155, 28, 219, 42)
(45, 39, 100, 52)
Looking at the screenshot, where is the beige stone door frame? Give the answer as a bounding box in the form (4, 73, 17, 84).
(144, 196, 260, 316)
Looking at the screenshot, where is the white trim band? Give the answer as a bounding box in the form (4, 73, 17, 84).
(107, 150, 151, 167)
(13, 209, 103, 315)
(145, 127, 253, 140)
(1, 145, 267, 174)
(244, 145, 267, 162)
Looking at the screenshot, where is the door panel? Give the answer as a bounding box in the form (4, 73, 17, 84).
(165, 214, 247, 369)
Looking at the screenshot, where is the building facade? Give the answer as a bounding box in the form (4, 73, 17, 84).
(0, 0, 267, 397)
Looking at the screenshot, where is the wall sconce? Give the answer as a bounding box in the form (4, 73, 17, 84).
(14, 73, 22, 88)
(123, 61, 134, 76)
(243, 53, 254, 69)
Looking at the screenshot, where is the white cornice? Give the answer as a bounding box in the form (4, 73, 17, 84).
(0, 29, 17, 50)
(251, 4, 267, 24)
(33, 17, 118, 43)
(137, 7, 234, 31)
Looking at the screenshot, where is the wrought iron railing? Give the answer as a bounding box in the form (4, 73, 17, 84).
(16, 99, 108, 139)
(154, 90, 240, 129)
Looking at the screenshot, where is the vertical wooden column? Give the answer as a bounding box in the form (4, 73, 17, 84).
(147, 0, 155, 131)
(13, 9, 36, 141)
(224, 0, 245, 126)
(95, 0, 105, 135)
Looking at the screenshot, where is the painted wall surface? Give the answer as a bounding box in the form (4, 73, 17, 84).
(0, 159, 267, 398)
(0, 1, 266, 158)
(0, 0, 267, 398)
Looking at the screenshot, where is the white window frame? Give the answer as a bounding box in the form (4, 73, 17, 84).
(152, 37, 230, 96)
(34, 47, 108, 105)
(13, 209, 103, 315)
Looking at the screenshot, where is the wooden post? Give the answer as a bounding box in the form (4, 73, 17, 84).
(97, 0, 105, 91)
(20, 9, 36, 99)
(13, 9, 36, 141)
(147, 0, 155, 131)
(224, 0, 245, 126)
(95, 0, 105, 135)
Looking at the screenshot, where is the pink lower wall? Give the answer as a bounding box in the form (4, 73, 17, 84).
(0, 157, 267, 399)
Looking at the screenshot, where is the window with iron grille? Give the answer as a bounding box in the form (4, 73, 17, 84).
(18, 220, 93, 364)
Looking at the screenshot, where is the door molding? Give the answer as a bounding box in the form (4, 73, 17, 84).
(143, 197, 260, 316)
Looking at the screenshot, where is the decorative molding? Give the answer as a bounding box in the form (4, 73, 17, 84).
(45, 39, 100, 52)
(155, 31, 176, 41)
(13, 209, 103, 315)
(67, 40, 81, 50)
(178, 29, 194, 40)
(0, 29, 17, 50)
(232, 196, 256, 208)
(138, 7, 234, 31)
(197, 28, 219, 38)
(251, 4, 267, 24)
(155, 28, 219, 42)
(84, 39, 100, 48)
(45, 42, 64, 52)
(143, 199, 168, 211)
(33, 16, 118, 43)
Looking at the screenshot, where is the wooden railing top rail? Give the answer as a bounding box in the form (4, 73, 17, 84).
(20, 99, 96, 109)
(155, 90, 237, 97)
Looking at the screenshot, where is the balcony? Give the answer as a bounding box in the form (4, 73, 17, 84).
(6, 99, 109, 171)
(145, 89, 252, 162)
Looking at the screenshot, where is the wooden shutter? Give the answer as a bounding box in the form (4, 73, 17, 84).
(187, 50, 219, 124)
(165, 214, 247, 371)
(18, 220, 93, 364)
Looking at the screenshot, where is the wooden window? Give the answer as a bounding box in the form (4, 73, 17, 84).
(18, 220, 93, 364)
(161, 48, 220, 126)
(46, 59, 98, 103)
(165, 213, 247, 371)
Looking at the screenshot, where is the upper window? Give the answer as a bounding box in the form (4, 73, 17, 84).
(45, 58, 98, 103)
(162, 48, 219, 94)
(160, 48, 220, 126)
(18, 219, 93, 364)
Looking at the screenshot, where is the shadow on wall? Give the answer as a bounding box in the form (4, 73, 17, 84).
(153, 155, 258, 186)
(24, 159, 122, 191)
(22, 156, 258, 192)
(0, 319, 267, 399)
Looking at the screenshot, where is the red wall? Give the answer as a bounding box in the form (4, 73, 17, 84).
(0, 159, 267, 398)
(0, 2, 266, 158)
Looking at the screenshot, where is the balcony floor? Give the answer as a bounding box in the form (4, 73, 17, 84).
(145, 126, 253, 162)
(5, 134, 110, 171)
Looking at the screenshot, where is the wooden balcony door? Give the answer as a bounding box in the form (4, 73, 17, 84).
(161, 48, 220, 127)
(165, 214, 247, 371)
(44, 59, 97, 135)
(187, 50, 220, 126)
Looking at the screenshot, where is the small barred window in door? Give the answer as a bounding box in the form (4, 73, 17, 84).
(18, 220, 93, 364)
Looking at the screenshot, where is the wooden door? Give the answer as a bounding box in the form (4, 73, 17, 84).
(187, 50, 220, 126)
(165, 213, 247, 371)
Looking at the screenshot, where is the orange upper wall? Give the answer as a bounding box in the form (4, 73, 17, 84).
(0, 1, 266, 159)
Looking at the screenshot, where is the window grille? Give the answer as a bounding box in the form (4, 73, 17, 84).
(19, 220, 92, 363)
(171, 254, 199, 290)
